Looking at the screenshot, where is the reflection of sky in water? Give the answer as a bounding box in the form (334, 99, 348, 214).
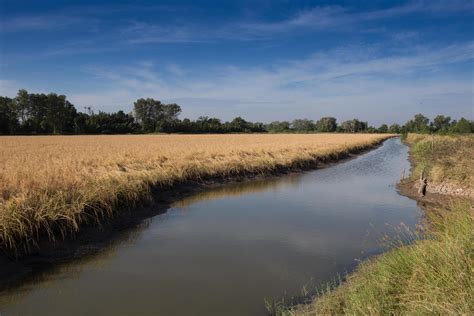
(0, 138, 421, 316)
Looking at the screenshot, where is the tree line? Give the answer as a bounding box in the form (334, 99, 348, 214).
(1, 89, 472, 135)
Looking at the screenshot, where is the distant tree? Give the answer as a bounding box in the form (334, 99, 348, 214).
(73, 112, 89, 134)
(266, 121, 290, 132)
(366, 126, 377, 133)
(14, 89, 30, 125)
(248, 121, 266, 132)
(388, 123, 401, 134)
(315, 117, 337, 132)
(194, 116, 224, 133)
(404, 113, 430, 133)
(377, 124, 388, 133)
(226, 117, 251, 132)
(432, 115, 451, 133)
(44, 93, 78, 133)
(10, 89, 77, 134)
(339, 119, 367, 133)
(133, 98, 181, 132)
(0, 96, 19, 134)
(291, 119, 315, 132)
(158, 103, 181, 132)
(450, 117, 473, 133)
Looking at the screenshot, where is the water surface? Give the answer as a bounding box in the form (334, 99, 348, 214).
(0, 138, 420, 316)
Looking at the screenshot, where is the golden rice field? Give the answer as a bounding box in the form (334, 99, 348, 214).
(0, 133, 391, 251)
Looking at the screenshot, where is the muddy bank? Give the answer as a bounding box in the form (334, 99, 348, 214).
(0, 137, 390, 293)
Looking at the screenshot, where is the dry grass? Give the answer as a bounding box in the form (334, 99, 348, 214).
(0, 133, 390, 251)
(406, 133, 474, 191)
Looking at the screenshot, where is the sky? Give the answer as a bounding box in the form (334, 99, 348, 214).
(0, 0, 473, 125)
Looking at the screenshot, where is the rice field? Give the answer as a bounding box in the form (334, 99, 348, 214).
(0, 133, 390, 251)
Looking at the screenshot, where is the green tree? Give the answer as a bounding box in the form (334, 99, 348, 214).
(0, 96, 19, 134)
(404, 113, 430, 133)
(339, 119, 367, 133)
(11, 90, 77, 134)
(432, 115, 451, 133)
(291, 119, 315, 132)
(133, 98, 181, 132)
(377, 124, 388, 133)
(315, 117, 337, 132)
(266, 121, 290, 132)
(388, 123, 401, 133)
(45, 93, 78, 133)
(450, 118, 473, 133)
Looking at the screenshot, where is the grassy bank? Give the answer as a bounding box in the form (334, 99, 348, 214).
(0, 134, 390, 251)
(405, 133, 474, 198)
(277, 134, 473, 315)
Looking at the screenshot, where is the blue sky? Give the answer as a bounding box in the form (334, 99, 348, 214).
(0, 0, 473, 125)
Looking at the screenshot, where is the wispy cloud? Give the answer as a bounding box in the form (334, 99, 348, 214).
(0, 4, 181, 33)
(3, 0, 471, 56)
(66, 42, 473, 123)
(0, 15, 93, 33)
(120, 0, 474, 44)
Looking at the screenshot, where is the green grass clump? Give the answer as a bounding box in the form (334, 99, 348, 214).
(279, 201, 473, 315)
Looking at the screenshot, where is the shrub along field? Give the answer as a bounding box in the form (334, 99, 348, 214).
(277, 134, 473, 315)
(0, 133, 390, 251)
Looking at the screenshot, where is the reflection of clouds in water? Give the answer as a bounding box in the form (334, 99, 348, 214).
(172, 139, 410, 212)
(313, 138, 409, 182)
(172, 174, 303, 209)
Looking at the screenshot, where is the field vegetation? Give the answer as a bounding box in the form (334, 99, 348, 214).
(406, 133, 474, 196)
(0, 133, 390, 251)
(274, 134, 474, 315)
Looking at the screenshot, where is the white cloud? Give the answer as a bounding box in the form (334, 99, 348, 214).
(118, 1, 474, 44)
(65, 42, 474, 124)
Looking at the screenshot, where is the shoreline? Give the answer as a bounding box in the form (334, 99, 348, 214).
(0, 136, 391, 292)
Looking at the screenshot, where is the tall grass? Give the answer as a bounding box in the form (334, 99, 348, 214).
(0, 134, 390, 251)
(406, 133, 474, 191)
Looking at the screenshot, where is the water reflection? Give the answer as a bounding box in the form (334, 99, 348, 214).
(173, 174, 302, 209)
(0, 218, 153, 308)
(0, 138, 421, 316)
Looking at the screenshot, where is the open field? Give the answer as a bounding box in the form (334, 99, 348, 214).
(277, 134, 474, 315)
(0, 134, 390, 251)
